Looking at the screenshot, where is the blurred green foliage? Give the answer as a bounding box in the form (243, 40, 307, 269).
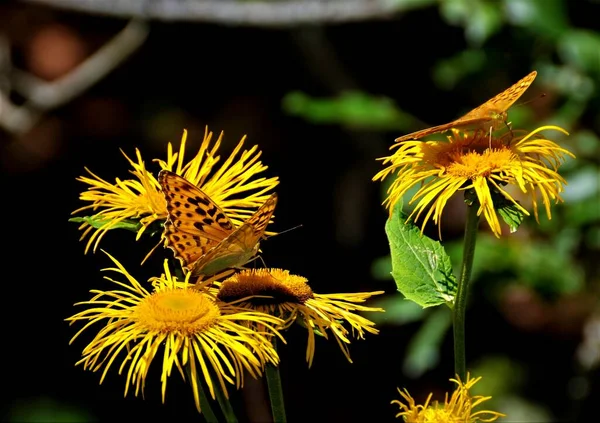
(284, 0, 600, 419)
(7, 397, 96, 423)
(282, 91, 416, 130)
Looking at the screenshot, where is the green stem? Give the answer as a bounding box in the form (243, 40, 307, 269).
(214, 382, 238, 423)
(453, 200, 480, 381)
(184, 364, 219, 423)
(197, 380, 219, 423)
(266, 339, 287, 423)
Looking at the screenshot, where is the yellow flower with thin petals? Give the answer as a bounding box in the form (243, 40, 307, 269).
(67, 252, 284, 414)
(374, 126, 575, 237)
(215, 268, 385, 367)
(72, 127, 279, 253)
(392, 374, 505, 422)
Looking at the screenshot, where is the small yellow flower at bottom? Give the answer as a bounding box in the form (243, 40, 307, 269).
(215, 268, 385, 367)
(392, 374, 505, 422)
(66, 252, 284, 414)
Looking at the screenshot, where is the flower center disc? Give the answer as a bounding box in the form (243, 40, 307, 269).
(136, 289, 219, 334)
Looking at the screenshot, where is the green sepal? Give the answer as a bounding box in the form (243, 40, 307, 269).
(69, 215, 165, 237)
(465, 186, 526, 233)
(295, 315, 327, 338)
(69, 215, 142, 232)
(495, 196, 526, 233)
(384, 200, 457, 308)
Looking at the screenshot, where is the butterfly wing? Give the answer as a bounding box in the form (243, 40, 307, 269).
(190, 193, 278, 277)
(458, 70, 537, 121)
(394, 121, 475, 142)
(158, 170, 234, 269)
(394, 71, 537, 143)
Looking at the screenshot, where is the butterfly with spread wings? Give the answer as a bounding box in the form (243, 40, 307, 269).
(158, 170, 277, 277)
(394, 71, 537, 143)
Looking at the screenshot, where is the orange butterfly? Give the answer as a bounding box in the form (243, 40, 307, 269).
(395, 71, 537, 142)
(158, 170, 277, 277)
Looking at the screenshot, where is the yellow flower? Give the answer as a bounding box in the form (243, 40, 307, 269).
(373, 126, 575, 237)
(67, 252, 284, 414)
(215, 268, 385, 367)
(72, 127, 279, 253)
(392, 374, 505, 422)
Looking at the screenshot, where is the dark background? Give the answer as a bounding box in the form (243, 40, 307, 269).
(1, 1, 599, 422)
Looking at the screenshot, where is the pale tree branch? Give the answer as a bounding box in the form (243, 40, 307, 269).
(20, 0, 405, 26)
(0, 19, 149, 135)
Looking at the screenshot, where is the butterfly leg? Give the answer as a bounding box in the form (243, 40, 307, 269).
(503, 120, 514, 145)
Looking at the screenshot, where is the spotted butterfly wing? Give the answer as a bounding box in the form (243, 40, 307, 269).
(394, 71, 537, 142)
(158, 170, 277, 277)
(189, 192, 277, 277)
(158, 170, 234, 270)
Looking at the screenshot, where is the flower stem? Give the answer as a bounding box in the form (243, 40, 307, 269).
(184, 364, 219, 423)
(214, 382, 238, 423)
(453, 200, 480, 381)
(197, 380, 219, 423)
(266, 339, 287, 423)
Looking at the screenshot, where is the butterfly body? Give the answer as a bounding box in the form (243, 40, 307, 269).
(158, 170, 277, 277)
(189, 225, 262, 276)
(395, 71, 537, 142)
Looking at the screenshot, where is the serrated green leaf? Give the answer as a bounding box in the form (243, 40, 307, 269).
(385, 202, 457, 308)
(403, 307, 452, 378)
(69, 216, 143, 233)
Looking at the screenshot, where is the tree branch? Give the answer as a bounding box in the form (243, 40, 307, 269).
(0, 19, 149, 135)
(21, 0, 403, 26)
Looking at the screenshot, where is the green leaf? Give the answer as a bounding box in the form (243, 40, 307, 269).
(281, 91, 416, 131)
(558, 29, 600, 74)
(487, 185, 526, 233)
(496, 201, 526, 233)
(403, 307, 452, 377)
(440, 0, 503, 46)
(384, 201, 457, 308)
(69, 216, 143, 233)
(433, 50, 486, 90)
(503, 0, 569, 40)
(462, 234, 584, 299)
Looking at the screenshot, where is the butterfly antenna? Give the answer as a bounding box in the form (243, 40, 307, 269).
(266, 224, 304, 239)
(140, 238, 163, 266)
(517, 92, 546, 108)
